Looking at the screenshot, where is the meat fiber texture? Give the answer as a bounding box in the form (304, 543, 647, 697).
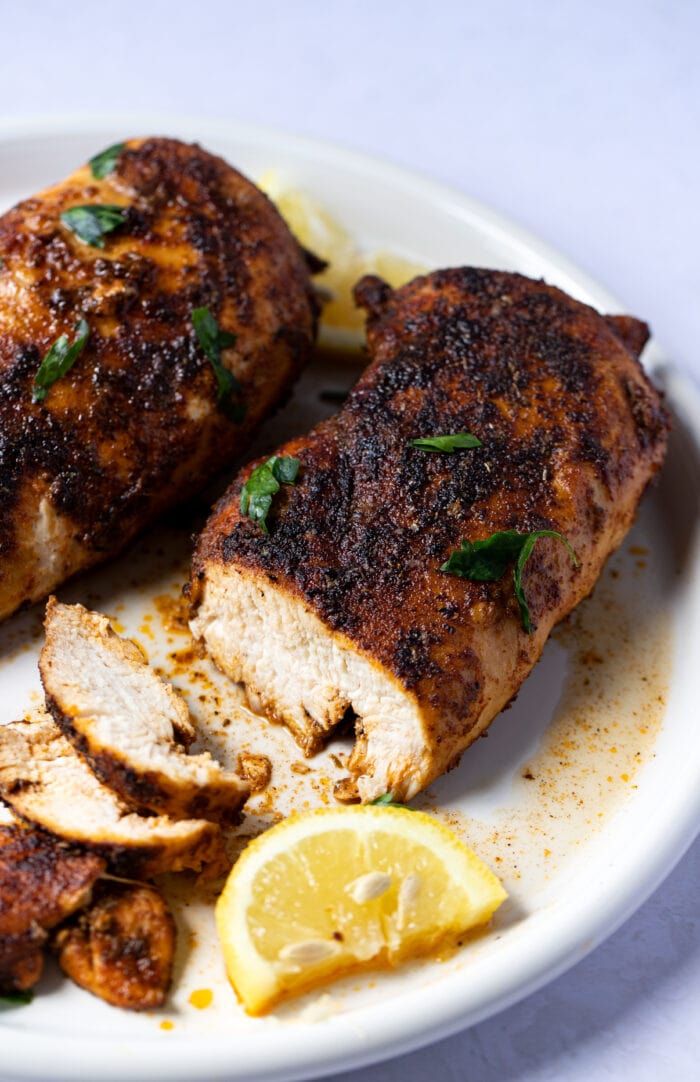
(0, 709, 223, 877)
(0, 137, 318, 622)
(40, 598, 249, 824)
(190, 268, 668, 802)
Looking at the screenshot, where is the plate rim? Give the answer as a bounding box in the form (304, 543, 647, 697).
(0, 110, 634, 314)
(0, 113, 699, 1082)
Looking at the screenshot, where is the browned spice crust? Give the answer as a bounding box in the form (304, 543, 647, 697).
(54, 882, 176, 1010)
(0, 823, 104, 992)
(191, 268, 668, 783)
(0, 137, 318, 619)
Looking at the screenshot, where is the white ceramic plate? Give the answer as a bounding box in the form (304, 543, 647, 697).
(1, 116, 699, 1082)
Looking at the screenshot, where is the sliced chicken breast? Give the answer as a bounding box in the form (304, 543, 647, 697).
(40, 599, 248, 824)
(0, 823, 104, 993)
(0, 137, 318, 622)
(55, 882, 176, 1010)
(0, 710, 222, 876)
(190, 268, 668, 802)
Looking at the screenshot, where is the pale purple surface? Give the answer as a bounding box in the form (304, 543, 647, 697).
(1, 2, 698, 1079)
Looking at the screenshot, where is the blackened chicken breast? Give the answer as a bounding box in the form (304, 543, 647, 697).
(0, 137, 317, 621)
(190, 268, 667, 801)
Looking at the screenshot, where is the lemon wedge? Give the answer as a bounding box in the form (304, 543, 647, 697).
(258, 170, 427, 346)
(216, 805, 506, 1015)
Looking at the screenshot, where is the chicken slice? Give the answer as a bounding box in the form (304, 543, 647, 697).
(0, 136, 318, 623)
(54, 882, 175, 1010)
(40, 599, 249, 824)
(189, 268, 668, 802)
(0, 711, 223, 876)
(0, 823, 104, 993)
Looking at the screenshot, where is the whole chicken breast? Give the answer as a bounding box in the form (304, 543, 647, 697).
(0, 137, 317, 621)
(190, 268, 668, 802)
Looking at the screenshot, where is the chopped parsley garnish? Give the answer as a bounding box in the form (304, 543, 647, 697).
(369, 793, 413, 809)
(60, 204, 126, 248)
(410, 432, 482, 453)
(240, 455, 300, 534)
(88, 142, 126, 179)
(441, 528, 578, 633)
(0, 989, 33, 1006)
(32, 319, 89, 404)
(191, 306, 245, 420)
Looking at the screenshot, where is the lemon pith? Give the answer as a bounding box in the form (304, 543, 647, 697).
(216, 805, 507, 1015)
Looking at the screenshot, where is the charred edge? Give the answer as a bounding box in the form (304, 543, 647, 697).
(0, 807, 148, 876)
(299, 244, 328, 276)
(41, 696, 246, 825)
(621, 375, 671, 450)
(86, 754, 171, 817)
(604, 315, 650, 358)
(42, 693, 166, 813)
(352, 274, 394, 319)
(80, 842, 167, 880)
(0, 820, 105, 872)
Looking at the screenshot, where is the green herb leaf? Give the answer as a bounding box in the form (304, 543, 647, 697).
(369, 792, 396, 805)
(441, 530, 525, 581)
(442, 528, 578, 633)
(272, 456, 300, 485)
(0, 989, 33, 1006)
(240, 455, 300, 533)
(191, 306, 244, 419)
(513, 530, 578, 633)
(60, 204, 126, 248)
(369, 792, 413, 809)
(192, 306, 237, 360)
(410, 432, 482, 453)
(89, 142, 126, 179)
(32, 319, 90, 404)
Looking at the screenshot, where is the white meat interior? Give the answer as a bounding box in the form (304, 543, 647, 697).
(190, 566, 431, 800)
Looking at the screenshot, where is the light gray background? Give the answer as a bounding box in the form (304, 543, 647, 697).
(1, 2, 698, 1080)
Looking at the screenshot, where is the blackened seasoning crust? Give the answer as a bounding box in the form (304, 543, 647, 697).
(190, 268, 668, 802)
(0, 137, 317, 620)
(0, 710, 224, 876)
(0, 824, 104, 993)
(55, 882, 176, 1010)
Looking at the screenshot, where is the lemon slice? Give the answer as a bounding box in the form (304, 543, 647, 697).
(216, 805, 506, 1015)
(259, 170, 427, 347)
